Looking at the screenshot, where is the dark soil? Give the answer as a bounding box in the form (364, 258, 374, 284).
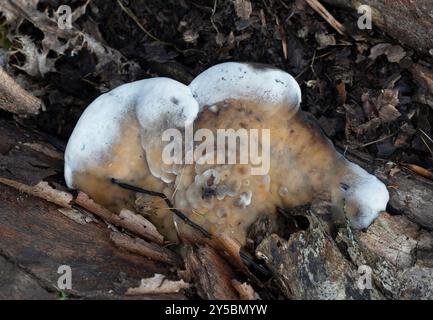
(2, 0, 432, 170)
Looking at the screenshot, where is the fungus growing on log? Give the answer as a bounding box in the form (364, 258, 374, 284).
(64, 62, 389, 244)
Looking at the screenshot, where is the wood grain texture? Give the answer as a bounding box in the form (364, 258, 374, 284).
(0, 119, 182, 299)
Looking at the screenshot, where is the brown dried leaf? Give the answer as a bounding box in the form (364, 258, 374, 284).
(386, 45, 406, 63)
(2, 0, 140, 86)
(377, 89, 401, 122)
(410, 64, 433, 93)
(361, 92, 378, 118)
(378, 104, 401, 123)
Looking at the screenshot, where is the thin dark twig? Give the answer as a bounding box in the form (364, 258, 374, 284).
(111, 178, 211, 239)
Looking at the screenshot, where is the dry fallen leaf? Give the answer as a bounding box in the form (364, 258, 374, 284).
(369, 43, 406, 63)
(377, 89, 401, 123)
(14, 35, 56, 77)
(1, 0, 140, 86)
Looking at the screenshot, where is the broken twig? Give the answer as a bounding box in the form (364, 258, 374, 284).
(111, 178, 212, 239)
(75, 192, 165, 244)
(305, 0, 345, 35)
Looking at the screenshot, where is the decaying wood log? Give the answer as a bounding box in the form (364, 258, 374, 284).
(256, 214, 383, 300)
(375, 164, 433, 230)
(324, 0, 433, 55)
(0, 255, 54, 299)
(1, 116, 432, 300)
(0, 183, 179, 299)
(0, 67, 42, 115)
(256, 200, 433, 300)
(341, 151, 433, 231)
(335, 212, 433, 299)
(0, 120, 184, 299)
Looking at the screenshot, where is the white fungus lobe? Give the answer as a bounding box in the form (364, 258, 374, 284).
(189, 62, 302, 110)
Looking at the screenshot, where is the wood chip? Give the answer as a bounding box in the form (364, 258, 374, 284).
(126, 274, 190, 296)
(232, 280, 260, 300)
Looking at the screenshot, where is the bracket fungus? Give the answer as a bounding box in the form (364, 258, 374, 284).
(65, 62, 389, 244)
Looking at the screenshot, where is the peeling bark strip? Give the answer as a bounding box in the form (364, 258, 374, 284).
(0, 67, 42, 115)
(324, 0, 433, 54)
(75, 193, 165, 245)
(182, 245, 240, 300)
(0, 177, 73, 208)
(110, 232, 180, 266)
